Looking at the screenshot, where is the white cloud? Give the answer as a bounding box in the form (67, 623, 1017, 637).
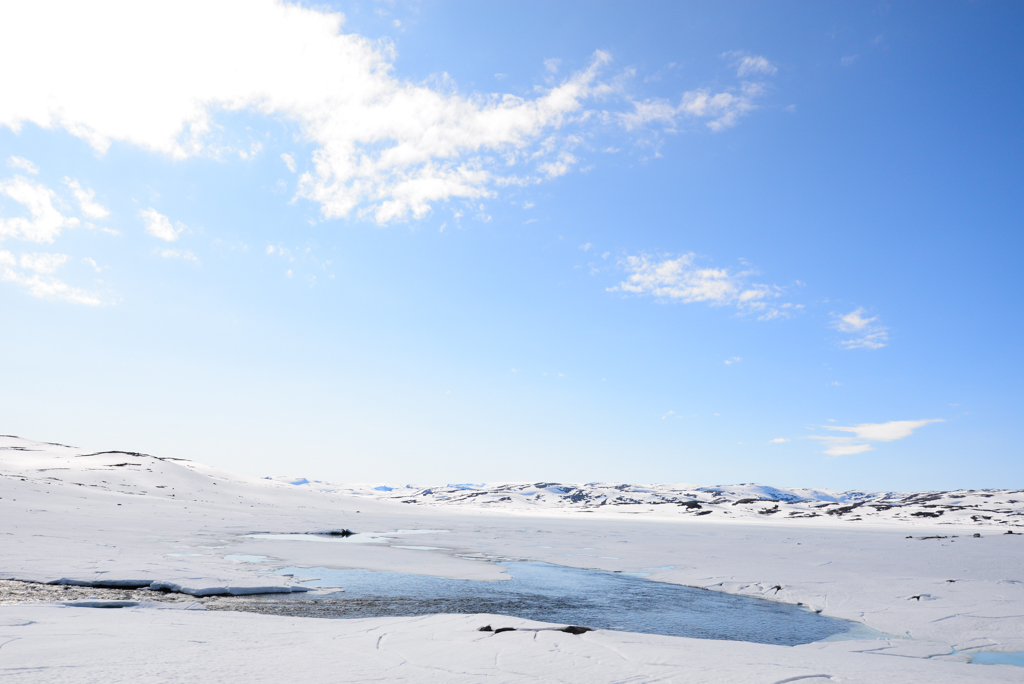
(621, 51, 776, 132)
(724, 357, 742, 365)
(238, 141, 263, 161)
(537, 152, 578, 179)
(0, 249, 101, 305)
(809, 418, 943, 457)
(619, 82, 766, 132)
(19, 252, 69, 274)
(0, 176, 79, 243)
(159, 248, 199, 263)
(0, 177, 108, 304)
(0, 2, 772, 226)
(281, 153, 297, 173)
(0, 1, 625, 225)
(769, 437, 789, 443)
(609, 253, 800, 319)
(824, 419, 943, 443)
(579, 242, 592, 252)
(832, 307, 888, 349)
(141, 208, 184, 242)
(0, 270, 103, 305)
(6, 156, 38, 174)
(820, 443, 873, 457)
(544, 58, 562, 74)
(63, 178, 109, 219)
(735, 55, 777, 77)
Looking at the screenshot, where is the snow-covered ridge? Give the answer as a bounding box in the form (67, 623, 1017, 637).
(3, 433, 1020, 529)
(271, 478, 1024, 527)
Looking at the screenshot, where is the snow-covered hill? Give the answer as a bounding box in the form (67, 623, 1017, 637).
(272, 478, 1024, 528)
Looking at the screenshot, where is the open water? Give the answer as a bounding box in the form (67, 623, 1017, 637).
(215, 561, 885, 646)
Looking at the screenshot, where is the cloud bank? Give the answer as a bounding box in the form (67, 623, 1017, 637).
(0, 1, 770, 225)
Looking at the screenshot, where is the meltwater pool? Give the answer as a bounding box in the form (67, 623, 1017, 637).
(213, 561, 885, 646)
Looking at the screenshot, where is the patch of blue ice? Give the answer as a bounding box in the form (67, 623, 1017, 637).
(972, 652, 1024, 667)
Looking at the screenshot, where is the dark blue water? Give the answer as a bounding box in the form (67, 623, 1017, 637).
(240, 562, 882, 646)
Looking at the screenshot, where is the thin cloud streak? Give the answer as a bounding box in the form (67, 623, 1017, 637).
(809, 419, 943, 457)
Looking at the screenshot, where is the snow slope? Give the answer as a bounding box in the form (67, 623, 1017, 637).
(2, 434, 1023, 682)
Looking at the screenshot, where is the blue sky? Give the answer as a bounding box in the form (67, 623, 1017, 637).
(1, 1, 1021, 490)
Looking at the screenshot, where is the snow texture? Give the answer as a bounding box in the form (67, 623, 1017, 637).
(277, 478, 1024, 528)
(2, 435, 1023, 682)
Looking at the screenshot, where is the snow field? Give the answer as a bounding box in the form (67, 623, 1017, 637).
(2, 435, 1023, 682)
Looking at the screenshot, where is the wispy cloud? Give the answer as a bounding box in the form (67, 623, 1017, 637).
(809, 418, 943, 457)
(141, 208, 184, 242)
(0, 176, 79, 243)
(723, 52, 778, 77)
(0, 248, 102, 305)
(609, 253, 800, 320)
(724, 357, 742, 365)
(621, 52, 775, 134)
(832, 308, 888, 349)
(0, 173, 109, 304)
(159, 248, 199, 263)
(6, 156, 39, 175)
(618, 82, 767, 133)
(537, 152, 578, 179)
(63, 178, 109, 219)
(769, 437, 789, 443)
(19, 252, 69, 274)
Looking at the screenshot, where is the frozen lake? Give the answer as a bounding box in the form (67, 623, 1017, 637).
(212, 561, 884, 646)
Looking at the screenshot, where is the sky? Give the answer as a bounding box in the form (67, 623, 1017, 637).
(1, 1, 1022, 491)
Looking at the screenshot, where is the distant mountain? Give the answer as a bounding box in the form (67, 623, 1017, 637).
(271, 478, 1024, 528)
